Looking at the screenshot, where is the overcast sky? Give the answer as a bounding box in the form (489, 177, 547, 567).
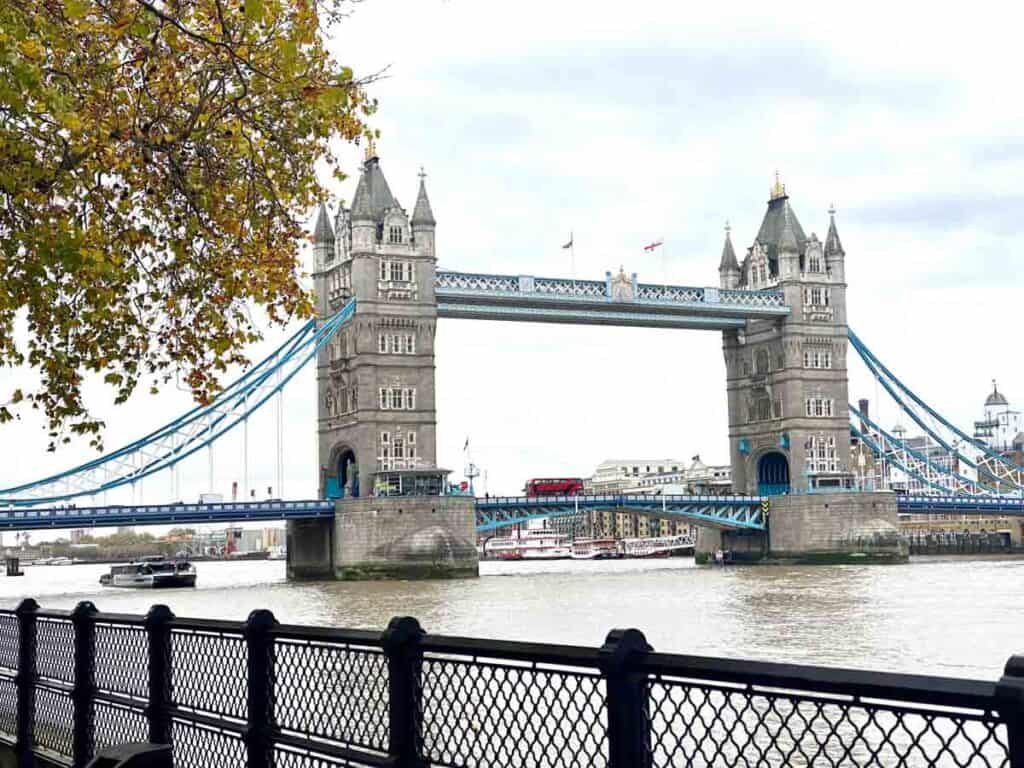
(1, 0, 1022, 516)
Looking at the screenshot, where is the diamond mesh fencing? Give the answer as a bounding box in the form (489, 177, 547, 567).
(0, 606, 1019, 768)
(36, 617, 74, 683)
(273, 637, 389, 752)
(170, 626, 248, 719)
(421, 656, 610, 768)
(0, 614, 19, 672)
(92, 699, 149, 756)
(33, 683, 74, 758)
(0, 673, 16, 741)
(647, 678, 1011, 768)
(274, 745, 362, 768)
(94, 622, 149, 700)
(172, 719, 247, 768)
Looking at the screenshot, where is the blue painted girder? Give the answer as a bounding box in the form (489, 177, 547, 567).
(474, 494, 767, 532)
(897, 496, 1024, 515)
(0, 500, 335, 532)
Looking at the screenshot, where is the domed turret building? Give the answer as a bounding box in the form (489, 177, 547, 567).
(973, 381, 1021, 453)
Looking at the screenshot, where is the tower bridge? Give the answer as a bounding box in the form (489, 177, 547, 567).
(0, 153, 1020, 576)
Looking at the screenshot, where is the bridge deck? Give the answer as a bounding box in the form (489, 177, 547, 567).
(0, 494, 1021, 532)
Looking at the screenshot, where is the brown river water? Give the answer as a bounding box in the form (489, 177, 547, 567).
(1, 556, 1019, 679)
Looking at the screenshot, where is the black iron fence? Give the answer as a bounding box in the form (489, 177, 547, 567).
(0, 598, 1021, 767)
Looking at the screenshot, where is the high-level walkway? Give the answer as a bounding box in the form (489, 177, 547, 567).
(435, 270, 789, 329)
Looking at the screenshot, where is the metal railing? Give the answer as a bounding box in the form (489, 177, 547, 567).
(1, 599, 1021, 767)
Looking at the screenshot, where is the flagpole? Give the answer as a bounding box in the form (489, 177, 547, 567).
(662, 237, 667, 290)
(570, 231, 575, 292)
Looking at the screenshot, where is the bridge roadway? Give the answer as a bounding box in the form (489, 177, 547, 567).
(1, 493, 1023, 534)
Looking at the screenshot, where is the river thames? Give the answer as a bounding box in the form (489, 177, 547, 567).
(2, 556, 1019, 680)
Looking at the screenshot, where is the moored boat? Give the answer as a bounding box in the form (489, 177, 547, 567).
(570, 537, 620, 560)
(99, 556, 197, 588)
(484, 530, 572, 560)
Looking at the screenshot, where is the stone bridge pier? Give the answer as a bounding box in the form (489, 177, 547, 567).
(288, 496, 478, 581)
(695, 491, 907, 564)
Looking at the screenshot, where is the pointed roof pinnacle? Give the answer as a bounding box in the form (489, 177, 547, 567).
(719, 220, 739, 272)
(825, 202, 845, 257)
(778, 205, 800, 253)
(313, 202, 334, 242)
(411, 165, 436, 227)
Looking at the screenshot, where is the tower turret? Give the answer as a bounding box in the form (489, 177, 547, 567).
(313, 202, 334, 267)
(824, 204, 845, 282)
(777, 205, 801, 280)
(350, 167, 376, 251)
(411, 167, 436, 257)
(718, 222, 740, 289)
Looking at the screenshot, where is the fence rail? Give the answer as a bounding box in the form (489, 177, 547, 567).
(0, 599, 1021, 767)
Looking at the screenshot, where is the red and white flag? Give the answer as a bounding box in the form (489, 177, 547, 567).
(643, 239, 664, 252)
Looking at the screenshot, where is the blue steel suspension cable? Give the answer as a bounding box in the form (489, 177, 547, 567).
(0, 319, 318, 496)
(848, 422, 957, 496)
(0, 299, 356, 505)
(848, 329, 1023, 484)
(847, 330, 1017, 491)
(849, 403, 985, 495)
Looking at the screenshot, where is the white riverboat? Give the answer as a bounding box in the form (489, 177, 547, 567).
(484, 530, 572, 560)
(570, 537, 620, 560)
(99, 556, 197, 589)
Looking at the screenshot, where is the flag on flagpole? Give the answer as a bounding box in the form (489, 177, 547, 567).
(463, 437, 469, 451)
(562, 232, 573, 249)
(643, 239, 664, 252)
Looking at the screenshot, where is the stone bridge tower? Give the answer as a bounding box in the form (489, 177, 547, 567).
(311, 151, 439, 499)
(289, 151, 475, 581)
(719, 178, 852, 495)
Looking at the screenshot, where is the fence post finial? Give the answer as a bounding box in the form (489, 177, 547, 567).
(600, 628, 653, 768)
(145, 604, 175, 749)
(14, 599, 38, 768)
(244, 609, 277, 768)
(997, 654, 1024, 766)
(383, 616, 425, 768)
(71, 600, 98, 768)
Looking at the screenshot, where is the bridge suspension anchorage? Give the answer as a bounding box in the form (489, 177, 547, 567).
(848, 329, 1024, 494)
(0, 299, 357, 508)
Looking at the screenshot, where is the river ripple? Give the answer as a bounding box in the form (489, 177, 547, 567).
(0, 555, 1019, 679)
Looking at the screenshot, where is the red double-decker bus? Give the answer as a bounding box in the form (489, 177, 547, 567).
(525, 478, 585, 497)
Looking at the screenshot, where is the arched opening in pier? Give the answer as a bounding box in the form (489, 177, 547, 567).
(757, 451, 790, 496)
(326, 446, 359, 499)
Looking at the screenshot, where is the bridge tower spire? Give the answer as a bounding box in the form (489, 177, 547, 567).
(721, 179, 852, 495)
(718, 221, 740, 289)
